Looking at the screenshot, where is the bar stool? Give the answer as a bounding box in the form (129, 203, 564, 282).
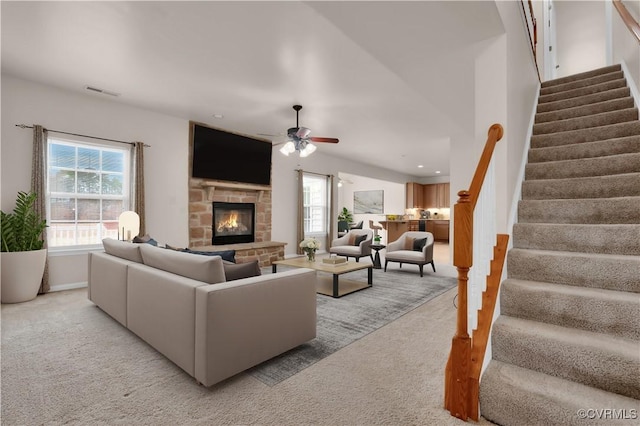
(369, 220, 383, 236)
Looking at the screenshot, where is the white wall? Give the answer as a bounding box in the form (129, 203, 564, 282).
(611, 0, 640, 95)
(555, 0, 607, 77)
(1, 74, 414, 286)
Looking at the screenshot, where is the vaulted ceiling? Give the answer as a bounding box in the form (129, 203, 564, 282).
(1, 1, 504, 177)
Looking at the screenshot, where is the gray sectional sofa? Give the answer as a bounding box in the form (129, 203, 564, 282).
(88, 238, 317, 386)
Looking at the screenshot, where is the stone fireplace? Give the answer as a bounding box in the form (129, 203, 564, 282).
(188, 177, 285, 266)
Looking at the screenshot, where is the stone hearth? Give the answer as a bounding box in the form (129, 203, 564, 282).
(189, 178, 285, 266)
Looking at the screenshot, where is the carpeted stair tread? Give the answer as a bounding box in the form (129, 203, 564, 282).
(491, 316, 640, 399)
(540, 64, 622, 88)
(522, 173, 640, 200)
(525, 152, 640, 180)
(507, 248, 640, 292)
(479, 360, 640, 426)
(518, 196, 640, 224)
(535, 96, 635, 124)
(537, 86, 631, 114)
(501, 278, 640, 340)
(538, 78, 627, 104)
(540, 70, 624, 96)
(528, 135, 640, 163)
(530, 121, 640, 149)
(532, 107, 638, 135)
(512, 223, 640, 255)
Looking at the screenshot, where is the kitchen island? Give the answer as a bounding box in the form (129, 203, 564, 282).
(379, 219, 450, 242)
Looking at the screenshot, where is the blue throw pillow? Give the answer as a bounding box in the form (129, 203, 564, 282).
(413, 237, 428, 252)
(132, 235, 158, 246)
(182, 248, 236, 263)
(354, 234, 367, 246)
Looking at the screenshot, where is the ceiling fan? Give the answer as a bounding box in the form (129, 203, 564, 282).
(279, 105, 339, 157)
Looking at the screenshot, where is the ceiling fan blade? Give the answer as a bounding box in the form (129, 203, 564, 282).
(310, 136, 339, 144)
(296, 127, 311, 139)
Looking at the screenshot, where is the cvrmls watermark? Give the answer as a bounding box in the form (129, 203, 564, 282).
(577, 408, 638, 420)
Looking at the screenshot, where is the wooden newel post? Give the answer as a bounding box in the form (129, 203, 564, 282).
(446, 190, 473, 420)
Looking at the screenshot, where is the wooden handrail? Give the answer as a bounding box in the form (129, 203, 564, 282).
(520, 0, 541, 82)
(613, 0, 640, 43)
(444, 124, 505, 421)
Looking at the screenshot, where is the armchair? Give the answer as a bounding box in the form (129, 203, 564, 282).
(384, 231, 435, 277)
(329, 229, 374, 263)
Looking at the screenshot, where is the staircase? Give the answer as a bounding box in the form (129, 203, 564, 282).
(479, 64, 640, 425)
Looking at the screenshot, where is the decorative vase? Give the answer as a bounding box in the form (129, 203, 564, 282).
(306, 249, 316, 262)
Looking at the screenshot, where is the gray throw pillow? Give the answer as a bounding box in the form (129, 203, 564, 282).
(354, 235, 367, 246)
(413, 237, 428, 252)
(223, 260, 262, 281)
(182, 248, 236, 263)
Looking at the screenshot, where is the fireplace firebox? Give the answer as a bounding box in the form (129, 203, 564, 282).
(212, 202, 255, 245)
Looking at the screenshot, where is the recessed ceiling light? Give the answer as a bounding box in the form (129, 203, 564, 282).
(212, 113, 224, 119)
(435, 170, 441, 174)
(418, 165, 424, 168)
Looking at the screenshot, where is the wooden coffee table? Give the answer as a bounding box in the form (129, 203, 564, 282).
(272, 257, 373, 298)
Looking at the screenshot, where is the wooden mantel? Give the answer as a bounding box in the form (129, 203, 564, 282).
(200, 180, 271, 201)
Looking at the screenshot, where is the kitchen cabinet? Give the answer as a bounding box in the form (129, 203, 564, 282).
(436, 183, 450, 208)
(406, 182, 424, 208)
(426, 220, 450, 242)
(423, 183, 450, 208)
(423, 185, 437, 208)
(407, 182, 451, 209)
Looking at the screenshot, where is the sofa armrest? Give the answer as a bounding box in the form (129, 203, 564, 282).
(194, 268, 317, 387)
(331, 234, 350, 247)
(88, 251, 134, 327)
(386, 237, 404, 253)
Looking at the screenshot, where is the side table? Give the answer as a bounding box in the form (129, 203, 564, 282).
(370, 244, 386, 269)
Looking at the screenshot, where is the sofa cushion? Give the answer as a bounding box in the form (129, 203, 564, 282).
(348, 233, 356, 245)
(139, 244, 226, 284)
(413, 237, 428, 252)
(102, 238, 143, 263)
(223, 260, 262, 281)
(354, 234, 367, 246)
(182, 248, 236, 263)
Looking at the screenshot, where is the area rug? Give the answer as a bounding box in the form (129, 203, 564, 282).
(247, 267, 457, 386)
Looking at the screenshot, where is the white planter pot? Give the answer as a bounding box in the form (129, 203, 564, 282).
(1, 249, 47, 304)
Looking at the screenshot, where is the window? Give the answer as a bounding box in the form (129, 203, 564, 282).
(47, 138, 131, 247)
(302, 174, 329, 239)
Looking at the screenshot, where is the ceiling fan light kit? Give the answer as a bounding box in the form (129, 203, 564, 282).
(278, 105, 338, 157)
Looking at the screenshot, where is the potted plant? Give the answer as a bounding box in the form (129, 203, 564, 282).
(337, 207, 354, 223)
(1, 191, 48, 303)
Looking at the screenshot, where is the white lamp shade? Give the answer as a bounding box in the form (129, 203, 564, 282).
(118, 211, 140, 241)
(300, 143, 317, 157)
(279, 141, 296, 156)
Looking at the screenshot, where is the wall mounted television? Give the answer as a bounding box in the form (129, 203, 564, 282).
(190, 121, 272, 186)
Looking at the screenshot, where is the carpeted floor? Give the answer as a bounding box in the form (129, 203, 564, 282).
(0, 257, 488, 425)
(248, 266, 457, 386)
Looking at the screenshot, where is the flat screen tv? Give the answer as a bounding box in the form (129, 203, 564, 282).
(190, 122, 272, 186)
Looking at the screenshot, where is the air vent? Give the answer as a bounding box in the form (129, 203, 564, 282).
(84, 85, 120, 97)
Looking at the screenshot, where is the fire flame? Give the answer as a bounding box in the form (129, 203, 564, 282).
(217, 212, 248, 233)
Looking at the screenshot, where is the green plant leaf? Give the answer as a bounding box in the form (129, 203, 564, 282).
(0, 191, 47, 252)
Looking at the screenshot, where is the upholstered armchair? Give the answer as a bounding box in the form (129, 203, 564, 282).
(384, 231, 436, 277)
(329, 229, 374, 263)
